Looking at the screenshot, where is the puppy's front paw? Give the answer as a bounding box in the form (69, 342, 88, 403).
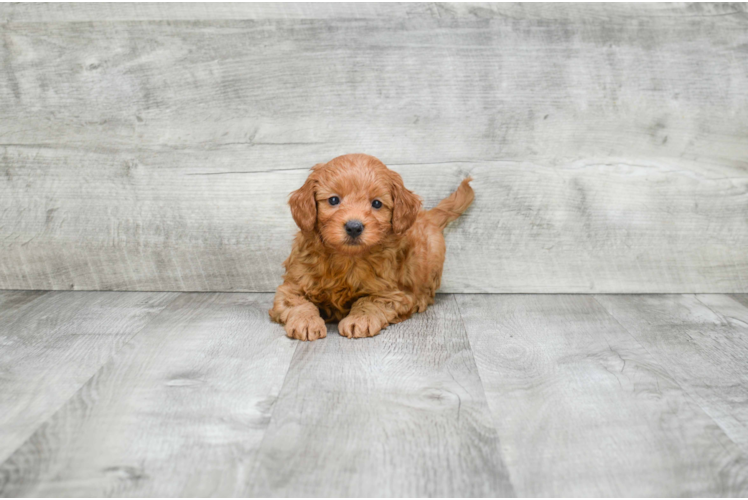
(285, 314, 327, 341)
(339, 314, 384, 339)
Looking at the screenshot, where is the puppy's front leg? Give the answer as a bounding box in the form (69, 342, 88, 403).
(269, 283, 326, 341)
(339, 292, 415, 339)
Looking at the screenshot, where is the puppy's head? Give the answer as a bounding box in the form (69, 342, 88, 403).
(289, 154, 421, 254)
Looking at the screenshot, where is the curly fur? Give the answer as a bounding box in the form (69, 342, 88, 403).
(270, 153, 474, 340)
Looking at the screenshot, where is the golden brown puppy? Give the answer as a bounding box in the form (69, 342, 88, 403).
(270, 153, 474, 341)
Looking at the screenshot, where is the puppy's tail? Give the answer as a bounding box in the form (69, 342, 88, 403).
(427, 177, 475, 230)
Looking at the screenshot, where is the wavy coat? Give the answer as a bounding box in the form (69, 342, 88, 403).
(270, 154, 474, 340)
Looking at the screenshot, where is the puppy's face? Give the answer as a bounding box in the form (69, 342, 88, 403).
(289, 154, 421, 255)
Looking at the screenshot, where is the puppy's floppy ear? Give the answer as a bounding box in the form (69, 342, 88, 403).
(289, 167, 320, 232)
(389, 170, 422, 234)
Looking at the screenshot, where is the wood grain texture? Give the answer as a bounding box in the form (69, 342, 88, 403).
(0, 2, 435, 21)
(2, 152, 747, 294)
(0, 293, 297, 497)
(2, 2, 746, 22)
(0, 290, 47, 319)
(595, 294, 748, 456)
(249, 295, 514, 497)
(0, 291, 177, 464)
(2, 291, 748, 496)
(456, 294, 748, 496)
(1, 3, 748, 292)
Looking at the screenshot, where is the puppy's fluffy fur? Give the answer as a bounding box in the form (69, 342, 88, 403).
(270, 153, 474, 340)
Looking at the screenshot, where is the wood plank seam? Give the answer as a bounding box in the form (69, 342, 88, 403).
(0, 292, 182, 466)
(450, 294, 518, 491)
(592, 294, 748, 457)
(240, 332, 303, 478)
(248, 295, 515, 496)
(460, 294, 748, 496)
(0, 292, 300, 496)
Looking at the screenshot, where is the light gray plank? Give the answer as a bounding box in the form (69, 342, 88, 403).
(730, 294, 748, 309)
(456, 294, 748, 496)
(595, 294, 748, 455)
(405, 2, 748, 20)
(0, 2, 439, 22)
(249, 295, 513, 497)
(1, 6, 748, 293)
(0, 290, 47, 319)
(1, 3, 744, 22)
(0, 291, 177, 464)
(1, 154, 747, 293)
(0, 293, 297, 497)
(2, 15, 746, 165)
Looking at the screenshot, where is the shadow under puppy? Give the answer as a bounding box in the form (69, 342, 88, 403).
(270, 153, 474, 340)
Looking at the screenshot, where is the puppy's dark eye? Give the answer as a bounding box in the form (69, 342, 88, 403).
(328, 196, 340, 206)
(372, 200, 383, 209)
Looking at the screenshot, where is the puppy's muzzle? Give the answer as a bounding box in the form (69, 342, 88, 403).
(344, 220, 364, 239)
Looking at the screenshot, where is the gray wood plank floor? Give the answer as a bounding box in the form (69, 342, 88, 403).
(595, 294, 748, 457)
(1, 292, 747, 497)
(457, 294, 748, 496)
(249, 295, 513, 497)
(0, 291, 178, 464)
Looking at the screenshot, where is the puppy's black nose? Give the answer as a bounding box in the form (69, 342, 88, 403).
(344, 220, 364, 238)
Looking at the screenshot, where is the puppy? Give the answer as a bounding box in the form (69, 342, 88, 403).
(270, 153, 474, 341)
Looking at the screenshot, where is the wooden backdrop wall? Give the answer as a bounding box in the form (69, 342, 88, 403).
(1, 3, 747, 293)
